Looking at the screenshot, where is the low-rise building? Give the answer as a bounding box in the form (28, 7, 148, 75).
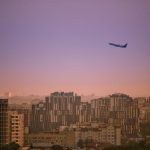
(71, 122, 121, 146)
(29, 132, 75, 149)
(29, 122, 121, 149)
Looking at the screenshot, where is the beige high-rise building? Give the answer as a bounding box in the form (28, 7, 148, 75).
(77, 102, 91, 123)
(135, 97, 150, 124)
(0, 98, 9, 145)
(9, 103, 31, 146)
(31, 92, 81, 132)
(9, 111, 24, 146)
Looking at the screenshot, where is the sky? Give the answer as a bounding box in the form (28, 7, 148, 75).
(0, 0, 150, 97)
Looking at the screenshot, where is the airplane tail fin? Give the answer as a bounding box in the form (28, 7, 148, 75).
(124, 43, 128, 47)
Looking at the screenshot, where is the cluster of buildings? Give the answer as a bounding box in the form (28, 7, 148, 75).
(0, 92, 150, 149)
(29, 123, 121, 149)
(31, 92, 139, 138)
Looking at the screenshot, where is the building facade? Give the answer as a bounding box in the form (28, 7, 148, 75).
(30, 92, 139, 139)
(31, 92, 81, 132)
(29, 122, 121, 149)
(91, 97, 110, 123)
(0, 98, 9, 145)
(9, 111, 24, 146)
(135, 97, 150, 124)
(77, 102, 91, 123)
(9, 103, 31, 146)
(29, 132, 75, 148)
(91, 94, 139, 137)
(60, 122, 121, 146)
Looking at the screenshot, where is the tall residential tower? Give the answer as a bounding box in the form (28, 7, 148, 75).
(0, 98, 9, 145)
(31, 92, 81, 132)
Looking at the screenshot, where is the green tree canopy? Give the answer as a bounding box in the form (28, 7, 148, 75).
(0, 142, 20, 150)
(51, 144, 64, 150)
(77, 139, 84, 149)
(102, 141, 150, 150)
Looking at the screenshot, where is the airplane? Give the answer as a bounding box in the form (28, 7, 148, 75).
(109, 43, 128, 48)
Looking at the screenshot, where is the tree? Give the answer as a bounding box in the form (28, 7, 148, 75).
(140, 123, 150, 136)
(30, 143, 33, 149)
(102, 141, 150, 150)
(84, 138, 90, 148)
(84, 138, 95, 148)
(51, 145, 64, 150)
(77, 139, 84, 149)
(0, 142, 20, 150)
(1, 144, 10, 150)
(9, 142, 20, 150)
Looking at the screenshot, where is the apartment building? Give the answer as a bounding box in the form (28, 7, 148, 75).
(9, 103, 31, 145)
(31, 92, 81, 132)
(71, 122, 121, 146)
(77, 102, 91, 123)
(29, 132, 75, 148)
(9, 111, 24, 146)
(91, 93, 139, 137)
(0, 98, 9, 145)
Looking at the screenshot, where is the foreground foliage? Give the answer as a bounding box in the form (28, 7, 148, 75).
(140, 123, 150, 136)
(0, 142, 20, 150)
(51, 144, 64, 150)
(102, 141, 150, 150)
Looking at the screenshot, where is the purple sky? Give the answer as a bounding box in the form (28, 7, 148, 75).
(0, 0, 150, 97)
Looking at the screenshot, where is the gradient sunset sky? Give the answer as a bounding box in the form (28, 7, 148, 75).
(0, 0, 150, 97)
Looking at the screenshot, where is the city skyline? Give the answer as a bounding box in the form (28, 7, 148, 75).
(1, 0, 150, 97)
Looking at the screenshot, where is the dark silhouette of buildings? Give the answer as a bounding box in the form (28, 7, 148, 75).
(0, 98, 9, 145)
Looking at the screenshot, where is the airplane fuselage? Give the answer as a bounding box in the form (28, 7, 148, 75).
(109, 43, 128, 48)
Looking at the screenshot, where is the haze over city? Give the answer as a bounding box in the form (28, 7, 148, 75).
(0, 0, 150, 97)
